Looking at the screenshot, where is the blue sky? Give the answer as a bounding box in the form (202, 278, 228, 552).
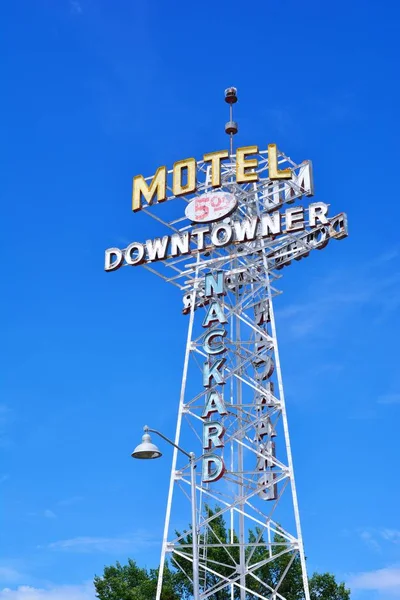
(1, 0, 400, 598)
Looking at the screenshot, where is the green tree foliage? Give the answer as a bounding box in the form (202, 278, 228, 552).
(94, 559, 181, 600)
(309, 572, 350, 600)
(94, 509, 350, 600)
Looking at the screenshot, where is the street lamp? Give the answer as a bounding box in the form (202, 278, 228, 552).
(131, 426, 200, 600)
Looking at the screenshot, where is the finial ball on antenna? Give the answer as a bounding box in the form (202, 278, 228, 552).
(225, 87, 238, 104)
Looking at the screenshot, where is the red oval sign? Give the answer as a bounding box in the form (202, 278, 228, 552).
(185, 192, 237, 223)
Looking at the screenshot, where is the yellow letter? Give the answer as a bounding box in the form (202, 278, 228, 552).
(236, 146, 259, 183)
(173, 158, 197, 197)
(203, 150, 229, 188)
(268, 144, 292, 180)
(132, 166, 167, 212)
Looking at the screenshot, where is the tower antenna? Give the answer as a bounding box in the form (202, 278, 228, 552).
(225, 86, 238, 157)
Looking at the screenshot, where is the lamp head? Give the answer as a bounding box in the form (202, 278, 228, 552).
(131, 432, 162, 460)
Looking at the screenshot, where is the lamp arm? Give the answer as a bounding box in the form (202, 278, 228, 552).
(144, 426, 194, 460)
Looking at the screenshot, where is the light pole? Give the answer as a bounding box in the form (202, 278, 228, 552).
(131, 426, 200, 600)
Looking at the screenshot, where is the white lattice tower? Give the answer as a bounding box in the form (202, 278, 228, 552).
(114, 94, 348, 600)
(139, 153, 317, 600)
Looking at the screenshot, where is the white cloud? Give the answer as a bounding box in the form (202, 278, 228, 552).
(43, 510, 56, 520)
(0, 583, 95, 600)
(44, 532, 157, 553)
(348, 566, 400, 592)
(381, 529, 400, 543)
(358, 527, 400, 550)
(378, 394, 400, 405)
(69, 1, 83, 14)
(27, 510, 57, 520)
(359, 530, 381, 552)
